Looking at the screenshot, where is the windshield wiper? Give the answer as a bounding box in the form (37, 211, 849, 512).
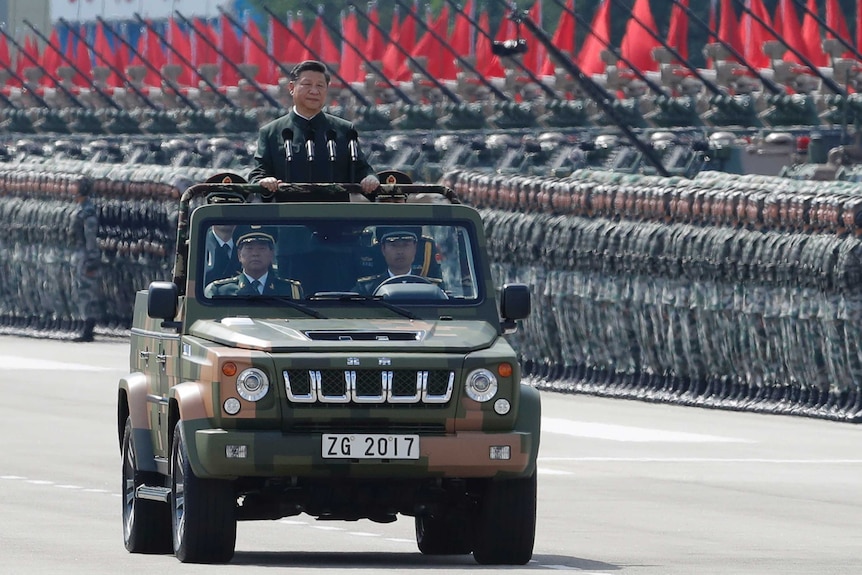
(308, 292, 419, 320)
(210, 294, 325, 319)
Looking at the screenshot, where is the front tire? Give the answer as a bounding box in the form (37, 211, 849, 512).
(122, 416, 172, 554)
(171, 421, 237, 563)
(472, 472, 537, 565)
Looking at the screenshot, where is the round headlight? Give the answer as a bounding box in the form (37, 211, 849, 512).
(223, 397, 241, 415)
(465, 369, 498, 402)
(236, 368, 270, 402)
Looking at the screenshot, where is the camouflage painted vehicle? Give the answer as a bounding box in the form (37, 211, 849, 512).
(117, 178, 540, 565)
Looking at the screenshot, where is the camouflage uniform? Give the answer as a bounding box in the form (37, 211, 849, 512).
(70, 191, 101, 341)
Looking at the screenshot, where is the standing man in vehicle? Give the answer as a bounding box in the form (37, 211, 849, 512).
(249, 60, 379, 193)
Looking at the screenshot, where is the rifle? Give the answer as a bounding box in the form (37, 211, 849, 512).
(21, 20, 117, 109)
(442, 0, 558, 99)
(174, 10, 282, 108)
(790, 0, 862, 64)
(337, 0, 463, 104)
(502, 4, 671, 177)
(667, 0, 783, 95)
(548, 0, 670, 98)
(221, 7, 372, 107)
(606, 0, 729, 100)
(132, 14, 236, 109)
(96, 16, 200, 110)
(391, 0, 510, 101)
(732, 0, 846, 95)
(58, 17, 161, 111)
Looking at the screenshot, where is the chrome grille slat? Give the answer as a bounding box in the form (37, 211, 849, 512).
(283, 369, 454, 405)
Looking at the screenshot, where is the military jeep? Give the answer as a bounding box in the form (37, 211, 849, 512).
(117, 180, 540, 565)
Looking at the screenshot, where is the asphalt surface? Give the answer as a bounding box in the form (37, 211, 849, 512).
(2, 334, 861, 574)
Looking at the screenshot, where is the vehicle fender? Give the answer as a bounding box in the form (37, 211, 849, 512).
(118, 372, 158, 473)
(513, 384, 542, 475)
(170, 382, 215, 478)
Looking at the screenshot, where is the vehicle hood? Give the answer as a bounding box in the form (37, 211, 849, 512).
(187, 317, 499, 353)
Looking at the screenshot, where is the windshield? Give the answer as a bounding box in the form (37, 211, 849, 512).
(199, 218, 480, 304)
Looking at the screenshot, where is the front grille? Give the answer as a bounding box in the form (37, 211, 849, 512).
(284, 369, 454, 405)
(285, 421, 447, 434)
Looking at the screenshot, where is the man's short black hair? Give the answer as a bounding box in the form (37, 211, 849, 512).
(290, 60, 331, 84)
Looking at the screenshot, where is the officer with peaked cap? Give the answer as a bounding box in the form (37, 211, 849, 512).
(205, 231, 303, 298)
(353, 229, 443, 295)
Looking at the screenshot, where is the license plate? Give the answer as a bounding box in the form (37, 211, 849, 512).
(322, 434, 420, 460)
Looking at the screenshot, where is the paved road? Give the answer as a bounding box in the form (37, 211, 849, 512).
(2, 335, 860, 574)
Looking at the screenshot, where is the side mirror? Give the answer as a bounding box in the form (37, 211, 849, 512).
(500, 283, 530, 333)
(147, 281, 179, 327)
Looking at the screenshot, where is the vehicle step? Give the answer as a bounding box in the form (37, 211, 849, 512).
(135, 485, 171, 503)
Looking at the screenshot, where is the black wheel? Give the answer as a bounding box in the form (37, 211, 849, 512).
(122, 416, 172, 554)
(472, 472, 537, 565)
(415, 510, 473, 555)
(171, 421, 237, 563)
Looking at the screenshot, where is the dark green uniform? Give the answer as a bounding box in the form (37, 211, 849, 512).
(206, 270, 303, 299)
(353, 273, 444, 296)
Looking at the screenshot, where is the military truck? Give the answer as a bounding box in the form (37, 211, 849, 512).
(117, 178, 540, 565)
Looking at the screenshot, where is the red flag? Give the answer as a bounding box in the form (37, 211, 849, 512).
(289, 12, 307, 61)
(775, 0, 809, 65)
(16, 35, 40, 80)
(541, 0, 575, 76)
(340, 9, 364, 83)
(219, 14, 242, 86)
(168, 17, 193, 85)
(193, 17, 218, 67)
(666, 0, 689, 63)
(620, 0, 662, 72)
(365, 2, 385, 63)
(521, 1, 545, 76)
(245, 15, 274, 85)
(382, 4, 416, 81)
(0, 34, 11, 81)
(40, 28, 63, 86)
(800, 0, 827, 66)
(577, 0, 611, 76)
(475, 9, 503, 78)
(408, 5, 449, 80)
(269, 14, 292, 74)
(448, 0, 473, 78)
(740, 0, 774, 69)
(94, 22, 123, 88)
(144, 21, 167, 87)
(308, 8, 340, 65)
(483, 10, 517, 78)
(825, 0, 853, 58)
(717, 0, 743, 63)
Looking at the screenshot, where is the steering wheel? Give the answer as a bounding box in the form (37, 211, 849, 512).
(372, 274, 435, 296)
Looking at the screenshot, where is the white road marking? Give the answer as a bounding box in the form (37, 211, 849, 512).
(54, 484, 83, 489)
(1, 475, 25, 480)
(26, 479, 53, 485)
(347, 532, 380, 537)
(312, 525, 344, 531)
(539, 457, 862, 464)
(542, 417, 753, 443)
(1, 355, 116, 372)
(539, 467, 574, 476)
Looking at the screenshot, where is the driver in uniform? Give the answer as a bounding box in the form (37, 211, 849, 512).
(352, 229, 443, 295)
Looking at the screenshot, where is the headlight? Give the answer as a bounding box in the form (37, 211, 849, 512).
(465, 369, 498, 402)
(236, 368, 270, 401)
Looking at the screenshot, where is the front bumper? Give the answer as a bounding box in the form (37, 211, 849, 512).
(187, 427, 537, 480)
